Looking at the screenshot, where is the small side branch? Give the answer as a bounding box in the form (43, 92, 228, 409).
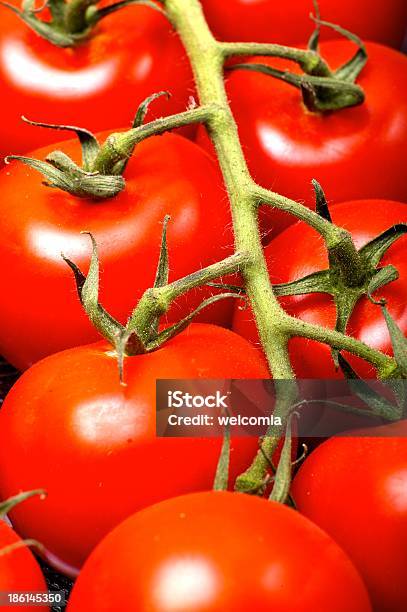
(284, 316, 397, 376)
(93, 105, 216, 174)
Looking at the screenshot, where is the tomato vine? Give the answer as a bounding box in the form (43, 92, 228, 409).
(5, 0, 406, 496)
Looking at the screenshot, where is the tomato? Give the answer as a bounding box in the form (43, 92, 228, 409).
(0, 521, 49, 611)
(0, 3, 193, 157)
(0, 132, 235, 370)
(233, 199, 407, 378)
(0, 324, 269, 574)
(201, 0, 407, 48)
(198, 41, 407, 237)
(67, 490, 371, 611)
(293, 420, 407, 611)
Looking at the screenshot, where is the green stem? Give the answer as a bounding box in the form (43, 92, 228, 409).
(160, 0, 398, 493)
(129, 252, 249, 340)
(164, 0, 294, 380)
(92, 106, 214, 175)
(253, 184, 337, 242)
(283, 316, 397, 377)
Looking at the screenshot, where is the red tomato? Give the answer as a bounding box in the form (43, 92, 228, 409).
(0, 521, 49, 611)
(233, 199, 407, 378)
(0, 324, 269, 574)
(67, 490, 371, 612)
(201, 0, 407, 48)
(198, 41, 407, 237)
(0, 132, 235, 370)
(293, 420, 407, 611)
(0, 3, 193, 157)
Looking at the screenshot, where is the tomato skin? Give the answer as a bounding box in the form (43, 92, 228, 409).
(0, 4, 194, 156)
(233, 199, 407, 378)
(67, 490, 371, 612)
(0, 324, 269, 574)
(0, 132, 235, 370)
(201, 0, 407, 48)
(198, 41, 407, 237)
(0, 521, 49, 611)
(293, 420, 407, 612)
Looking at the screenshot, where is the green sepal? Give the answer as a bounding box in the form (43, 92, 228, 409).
(133, 91, 171, 129)
(381, 306, 407, 377)
(145, 215, 171, 339)
(0, 539, 45, 558)
(48, 0, 66, 24)
(338, 354, 401, 420)
(20, 117, 100, 171)
(230, 63, 365, 112)
(311, 18, 368, 82)
(146, 293, 245, 351)
(312, 179, 332, 222)
(273, 270, 332, 297)
(207, 282, 245, 294)
(154, 215, 171, 289)
(367, 265, 399, 305)
(113, 91, 170, 175)
(307, 0, 321, 52)
(86, 0, 165, 26)
(62, 233, 125, 344)
(6, 154, 125, 199)
(0, 490, 46, 518)
(0, 1, 81, 47)
(359, 224, 407, 268)
(1, 0, 164, 48)
(213, 419, 231, 491)
(269, 413, 296, 504)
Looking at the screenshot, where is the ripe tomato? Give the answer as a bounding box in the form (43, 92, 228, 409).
(0, 132, 234, 370)
(67, 491, 371, 612)
(0, 3, 193, 157)
(233, 199, 407, 378)
(293, 420, 407, 611)
(198, 41, 407, 236)
(201, 0, 407, 48)
(0, 324, 269, 574)
(0, 521, 49, 611)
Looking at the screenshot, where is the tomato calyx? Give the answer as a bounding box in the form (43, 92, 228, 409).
(338, 353, 405, 419)
(1, 0, 163, 48)
(273, 187, 407, 365)
(229, 17, 367, 112)
(234, 408, 299, 503)
(63, 223, 242, 380)
(5, 92, 170, 200)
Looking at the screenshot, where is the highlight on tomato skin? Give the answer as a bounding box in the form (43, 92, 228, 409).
(292, 420, 407, 612)
(0, 2, 195, 156)
(0, 132, 235, 371)
(233, 199, 407, 378)
(0, 324, 269, 574)
(200, 0, 407, 49)
(66, 490, 372, 612)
